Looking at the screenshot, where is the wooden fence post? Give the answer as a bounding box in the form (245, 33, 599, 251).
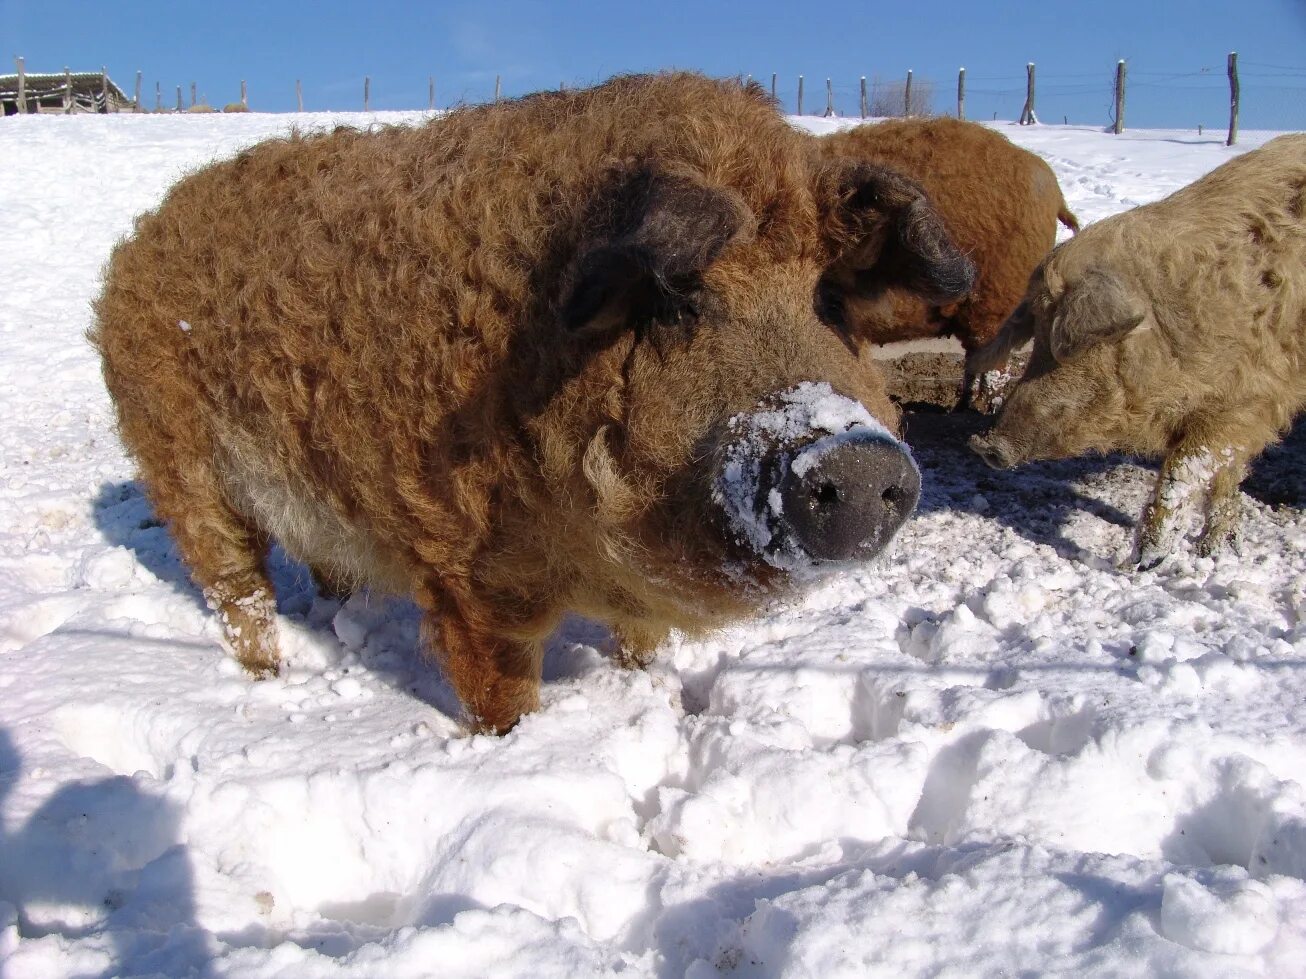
(824, 77, 834, 117)
(904, 70, 913, 117)
(176, 85, 182, 112)
(14, 56, 26, 113)
(860, 76, 867, 118)
(156, 81, 161, 112)
(957, 67, 965, 120)
(1019, 63, 1037, 124)
(64, 67, 73, 113)
(770, 72, 776, 100)
(797, 75, 804, 114)
(364, 76, 370, 111)
(429, 76, 434, 110)
(494, 75, 501, 102)
(134, 70, 142, 112)
(296, 79, 303, 112)
(190, 82, 196, 108)
(1113, 60, 1126, 134)
(1226, 51, 1239, 146)
(101, 66, 109, 113)
(241, 79, 247, 108)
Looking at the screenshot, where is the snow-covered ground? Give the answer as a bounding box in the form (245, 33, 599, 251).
(1, 108, 1303, 978)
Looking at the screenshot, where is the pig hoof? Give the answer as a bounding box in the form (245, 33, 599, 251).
(614, 647, 656, 671)
(1195, 533, 1240, 560)
(467, 713, 522, 737)
(1124, 550, 1166, 573)
(611, 625, 666, 671)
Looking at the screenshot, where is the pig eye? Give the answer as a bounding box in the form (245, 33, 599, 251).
(671, 297, 701, 325)
(642, 287, 703, 332)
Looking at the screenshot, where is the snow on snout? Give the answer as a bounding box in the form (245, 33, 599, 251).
(713, 382, 912, 573)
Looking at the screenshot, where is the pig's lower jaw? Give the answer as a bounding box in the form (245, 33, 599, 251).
(715, 521, 909, 590)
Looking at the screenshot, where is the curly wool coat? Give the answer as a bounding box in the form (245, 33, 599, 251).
(91, 72, 971, 732)
(819, 117, 1077, 378)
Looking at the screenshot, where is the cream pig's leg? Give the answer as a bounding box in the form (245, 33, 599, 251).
(1196, 446, 1252, 558)
(1130, 446, 1216, 571)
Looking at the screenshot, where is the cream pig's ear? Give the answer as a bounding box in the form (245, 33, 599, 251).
(1049, 268, 1146, 363)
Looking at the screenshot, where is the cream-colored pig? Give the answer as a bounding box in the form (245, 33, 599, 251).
(971, 134, 1306, 567)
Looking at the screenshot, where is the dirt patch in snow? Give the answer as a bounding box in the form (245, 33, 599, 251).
(883, 352, 966, 410)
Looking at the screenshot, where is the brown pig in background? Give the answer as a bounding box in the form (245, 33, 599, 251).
(91, 73, 974, 733)
(970, 133, 1306, 568)
(817, 117, 1078, 409)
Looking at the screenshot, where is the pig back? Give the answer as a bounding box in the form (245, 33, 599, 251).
(91, 74, 825, 587)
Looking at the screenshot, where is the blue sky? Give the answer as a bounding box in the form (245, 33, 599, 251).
(5, 0, 1305, 129)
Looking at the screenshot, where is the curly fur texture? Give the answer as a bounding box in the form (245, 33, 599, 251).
(972, 133, 1306, 565)
(90, 72, 964, 733)
(818, 118, 1077, 373)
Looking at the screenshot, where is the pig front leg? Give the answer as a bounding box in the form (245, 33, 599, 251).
(961, 364, 1016, 415)
(1195, 447, 1251, 558)
(423, 588, 545, 734)
(1130, 442, 1247, 570)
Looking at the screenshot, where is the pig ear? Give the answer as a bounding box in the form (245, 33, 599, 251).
(1048, 269, 1146, 363)
(818, 160, 976, 304)
(561, 167, 752, 334)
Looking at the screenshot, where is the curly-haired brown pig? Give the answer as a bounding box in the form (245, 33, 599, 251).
(970, 134, 1306, 568)
(818, 117, 1078, 407)
(91, 73, 974, 733)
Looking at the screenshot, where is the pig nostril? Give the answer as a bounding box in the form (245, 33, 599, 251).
(813, 482, 840, 507)
(770, 432, 920, 564)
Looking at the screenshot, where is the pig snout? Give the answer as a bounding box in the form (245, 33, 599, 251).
(969, 432, 1019, 469)
(768, 433, 920, 561)
(714, 382, 920, 574)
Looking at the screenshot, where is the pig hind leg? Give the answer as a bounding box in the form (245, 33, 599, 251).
(102, 325, 282, 675)
(140, 445, 281, 676)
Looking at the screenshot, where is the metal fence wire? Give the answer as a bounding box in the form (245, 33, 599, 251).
(757, 59, 1305, 134)
(7, 58, 1305, 133)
